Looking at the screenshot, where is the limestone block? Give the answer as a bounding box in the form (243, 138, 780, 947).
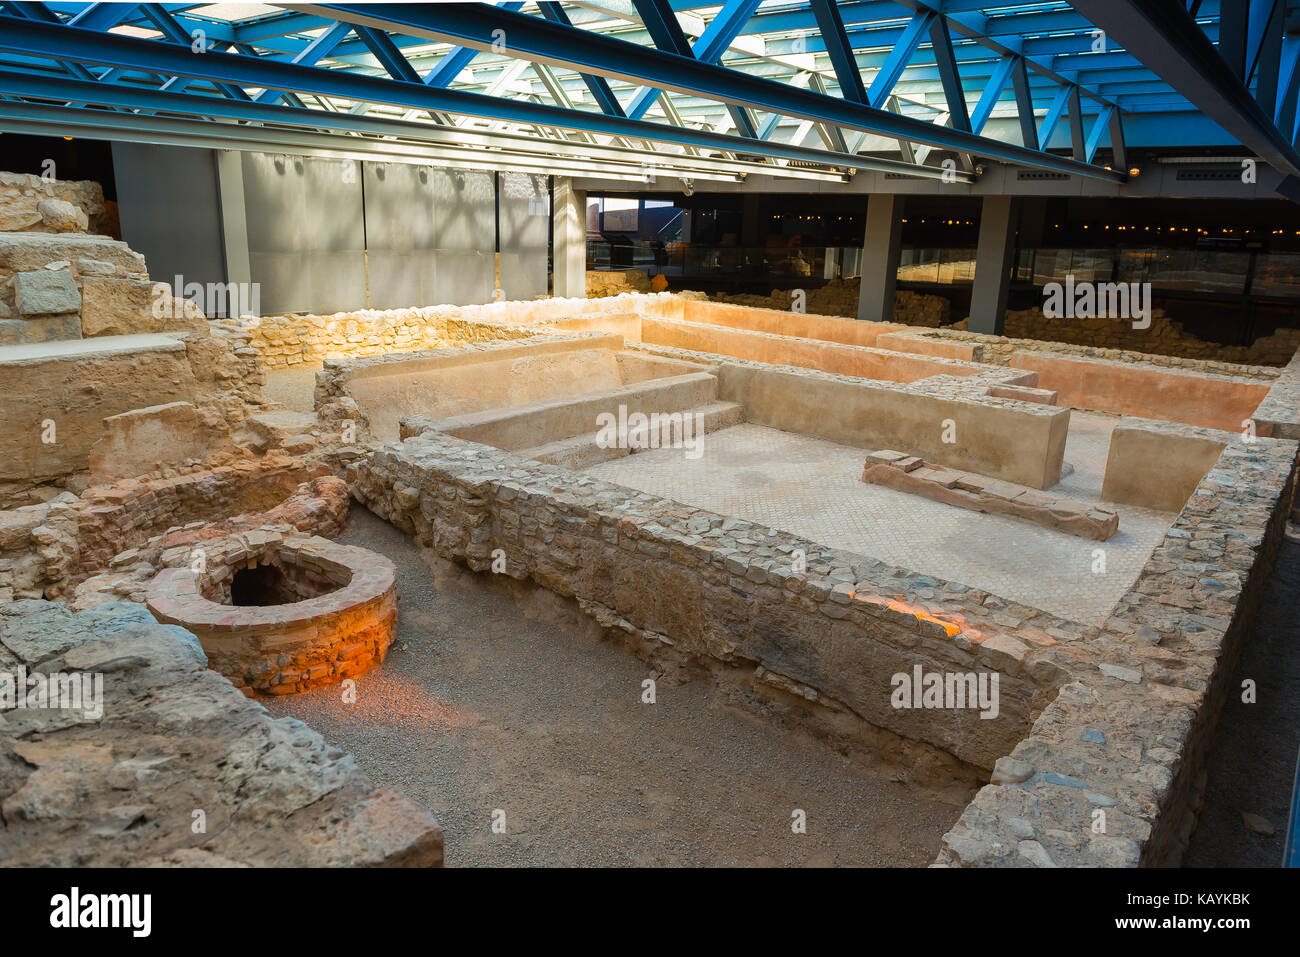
(0, 233, 146, 276)
(88, 400, 209, 484)
(0, 335, 198, 485)
(246, 410, 320, 452)
(0, 205, 41, 232)
(14, 268, 81, 316)
(0, 172, 105, 234)
(37, 198, 89, 233)
(0, 315, 81, 345)
(150, 284, 209, 333)
(80, 276, 158, 336)
(73, 257, 121, 278)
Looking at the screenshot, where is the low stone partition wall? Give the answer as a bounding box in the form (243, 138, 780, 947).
(935, 432, 1299, 867)
(314, 332, 629, 442)
(1101, 419, 1231, 512)
(635, 346, 1068, 489)
(677, 298, 906, 347)
(875, 330, 984, 363)
(917, 324, 1283, 380)
(233, 293, 679, 369)
(1009, 351, 1271, 431)
(401, 371, 721, 451)
(72, 460, 329, 584)
(642, 316, 988, 385)
(0, 599, 442, 866)
(537, 311, 643, 342)
(1251, 348, 1300, 440)
(351, 431, 1099, 774)
(147, 533, 397, 696)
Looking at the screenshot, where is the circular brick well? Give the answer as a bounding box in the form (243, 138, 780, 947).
(146, 533, 396, 695)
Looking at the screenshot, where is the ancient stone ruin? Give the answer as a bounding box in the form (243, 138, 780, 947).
(2, 168, 1299, 877)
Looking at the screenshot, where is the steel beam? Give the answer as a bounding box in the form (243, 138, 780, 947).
(1010, 54, 1037, 148)
(810, 0, 867, 102)
(290, 2, 1124, 179)
(865, 9, 933, 108)
(0, 19, 962, 179)
(626, 0, 762, 129)
(928, 15, 971, 132)
(255, 19, 352, 105)
(1072, 0, 1300, 177)
(0, 70, 844, 182)
(537, 2, 625, 116)
(970, 54, 1016, 134)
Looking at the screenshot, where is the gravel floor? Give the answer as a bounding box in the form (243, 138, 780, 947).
(1183, 527, 1300, 867)
(263, 507, 968, 867)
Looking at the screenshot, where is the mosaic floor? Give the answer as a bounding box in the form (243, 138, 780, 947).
(583, 411, 1175, 625)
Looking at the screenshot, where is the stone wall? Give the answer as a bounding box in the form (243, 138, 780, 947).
(1252, 348, 1300, 439)
(713, 282, 951, 326)
(0, 494, 79, 603)
(925, 325, 1284, 379)
(231, 294, 679, 370)
(0, 460, 333, 604)
(350, 430, 1103, 773)
(1100, 419, 1232, 512)
(587, 269, 651, 297)
(1008, 351, 1271, 431)
(953, 307, 1300, 367)
(0, 172, 107, 235)
(0, 324, 271, 508)
(0, 224, 203, 346)
(70, 461, 331, 588)
(934, 431, 1299, 867)
(70, 474, 348, 610)
(0, 599, 442, 866)
(629, 341, 1069, 490)
(313, 332, 629, 443)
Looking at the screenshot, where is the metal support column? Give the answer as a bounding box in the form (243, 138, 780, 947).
(857, 193, 902, 322)
(969, 195, 1020, 336)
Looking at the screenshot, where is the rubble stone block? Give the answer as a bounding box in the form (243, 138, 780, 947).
(14, 268, 81, 316)
(88, 401, 209, 485)
(80, 276, 158, 337)
(37, 198, 89, 233)
(0, 314, 82, 344)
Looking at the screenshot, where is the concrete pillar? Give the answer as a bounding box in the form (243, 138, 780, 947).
(857, 193, 903, 322)
(552, 177, 586, 298)
(215, 149, 252, 292)
(969, 195, 1020, 335)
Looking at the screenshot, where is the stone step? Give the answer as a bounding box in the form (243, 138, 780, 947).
(421, 371, 722, 451)
(523, 400, 744, 469)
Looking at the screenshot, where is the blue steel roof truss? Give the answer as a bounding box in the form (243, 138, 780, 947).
(0, 1, 1295, 183)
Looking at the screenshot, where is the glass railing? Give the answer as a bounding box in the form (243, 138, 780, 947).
(587, 241, 1300, 299)
(587, 241, 832, 280)
(896, 248, 978, 285)
(1252, 252, 1300, 298)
